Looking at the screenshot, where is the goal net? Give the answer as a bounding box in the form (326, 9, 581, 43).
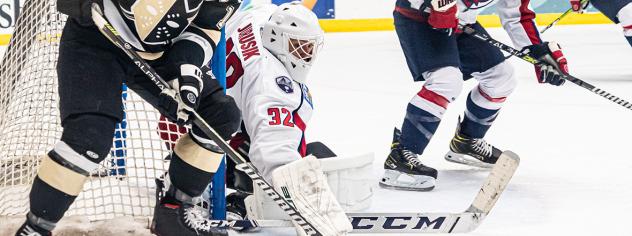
(0, 0, 225, 223)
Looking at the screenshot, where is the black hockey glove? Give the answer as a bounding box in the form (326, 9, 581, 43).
(57, 0, 103, 26)
(159, 64, 204, 126)
(522, 41, 569, 86)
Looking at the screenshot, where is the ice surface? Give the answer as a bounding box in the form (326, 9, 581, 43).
(1, 24, 631, 235)
(307, 24, 632, 236)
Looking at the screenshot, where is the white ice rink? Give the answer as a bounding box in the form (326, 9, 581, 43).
(1, 24, 632, 236)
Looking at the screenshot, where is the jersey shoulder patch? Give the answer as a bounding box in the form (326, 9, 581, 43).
(275, 76, 294, 94)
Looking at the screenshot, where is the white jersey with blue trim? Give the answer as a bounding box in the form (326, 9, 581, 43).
(225, 6, 314, 180)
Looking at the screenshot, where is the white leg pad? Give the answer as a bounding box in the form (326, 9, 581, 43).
(245, 153, 375, 222)
(271, 156, 353, 236)
(245, 184, 292, 221)
(320, 153, 375, 212)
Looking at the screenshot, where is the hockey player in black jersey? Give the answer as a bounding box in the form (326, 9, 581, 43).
(14, 0, 241, 235)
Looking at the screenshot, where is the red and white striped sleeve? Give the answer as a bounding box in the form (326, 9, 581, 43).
(496, 0, 543, 49)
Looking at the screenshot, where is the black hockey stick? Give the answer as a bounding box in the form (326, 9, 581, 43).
(89, 5, 322, 236)
(460, 24, 632, 111)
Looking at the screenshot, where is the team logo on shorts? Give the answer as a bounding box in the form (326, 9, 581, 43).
(276, 76, 294, 93)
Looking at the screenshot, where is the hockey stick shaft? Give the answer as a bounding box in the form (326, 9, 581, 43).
(540, 0, 589, 34)
(540, 8, 573, 34)
(90, 6, 322, 236)
(460, 24, 632, 111)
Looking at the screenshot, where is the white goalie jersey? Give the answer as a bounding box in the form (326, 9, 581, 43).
(224, 7, 313, 181)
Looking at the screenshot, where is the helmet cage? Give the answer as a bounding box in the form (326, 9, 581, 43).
(285, 32, 323, 66)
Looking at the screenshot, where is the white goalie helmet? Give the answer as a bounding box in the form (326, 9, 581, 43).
(261, 2, 325, 84)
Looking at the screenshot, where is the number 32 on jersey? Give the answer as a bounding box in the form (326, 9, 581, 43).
(268, 107, 294, 127)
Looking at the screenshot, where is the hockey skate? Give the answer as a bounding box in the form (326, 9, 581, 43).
(225, 191, 249, 221)
(150, 178, 227, 236)
(14, 213, 53, 236)
(444, 119, 502, 168)
(380, 128, 437, 191)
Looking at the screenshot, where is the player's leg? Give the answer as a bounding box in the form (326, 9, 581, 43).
(591, 0, 632, 47)
(15, 18, 125, 235)
(224, 129, 254, 221)
(444, 22, 517, 168)
(616, 1, 632, 46)
(127, 68, 240, 235)
(380, 10, 463, 191)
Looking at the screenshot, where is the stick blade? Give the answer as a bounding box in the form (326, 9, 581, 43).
(467, 150, 520, 214)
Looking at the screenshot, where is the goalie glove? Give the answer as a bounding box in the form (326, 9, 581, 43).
(523, 41, 569, 86)
(570, 0, 590, 14)
(427, 0, 459, 36)
(160, 64, 204, 126)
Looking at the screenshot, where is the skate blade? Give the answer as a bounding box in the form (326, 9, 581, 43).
(379, 182, 435, 192)
(379, 170, 436, 191)
(444, 151, 494, 169)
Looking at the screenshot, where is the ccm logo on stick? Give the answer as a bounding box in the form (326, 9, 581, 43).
(350, 216, 446, 230)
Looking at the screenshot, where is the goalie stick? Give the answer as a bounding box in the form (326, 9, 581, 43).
(460, 24, 632, 111)
(89, 5, 323, 236)
(211, 151, 520, 233)
(347, 150, 519, 233)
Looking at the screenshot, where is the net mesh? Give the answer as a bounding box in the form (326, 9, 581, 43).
(0, 0, 190, 221)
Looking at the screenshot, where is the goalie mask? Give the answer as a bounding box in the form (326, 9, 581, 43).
(261, 2, 324, 84)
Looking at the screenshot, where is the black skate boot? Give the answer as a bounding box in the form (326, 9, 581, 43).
(226, 191, 249, 221)
(444, 118, 502, 168)
(380, 128, 437, 191)
(14, 213, 53, 236)
(150, 178, 227, 236)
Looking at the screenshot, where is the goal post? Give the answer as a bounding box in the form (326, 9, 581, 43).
(209, 28, 228, 220)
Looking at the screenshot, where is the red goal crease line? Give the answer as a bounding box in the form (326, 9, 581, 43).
(0, 12, 611, 46)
